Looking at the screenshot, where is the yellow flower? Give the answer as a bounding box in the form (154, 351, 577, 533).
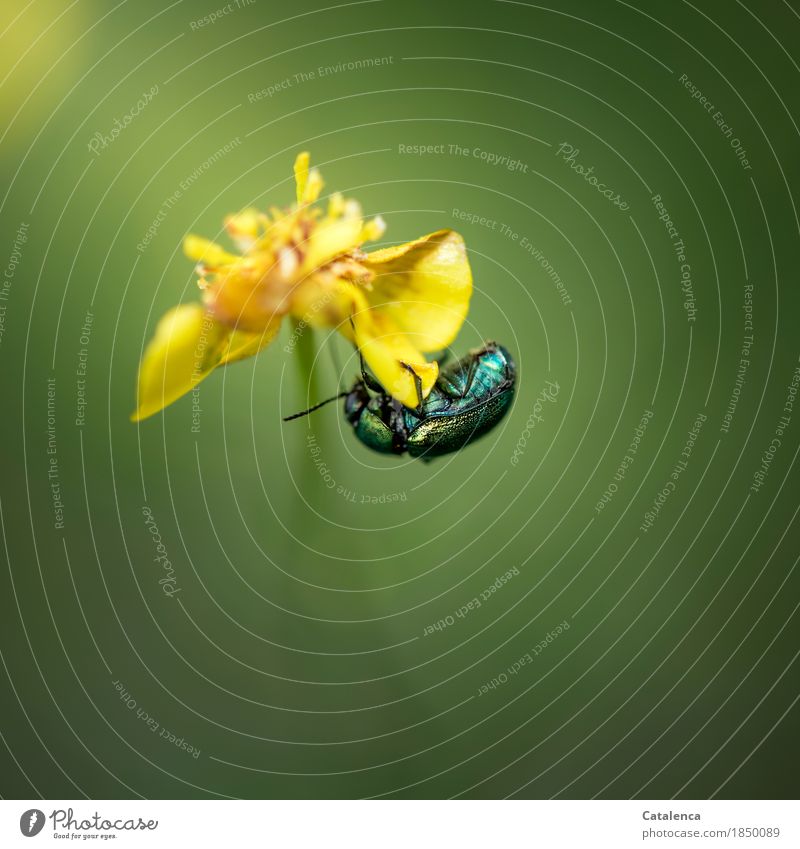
(132, 153, 473, 421)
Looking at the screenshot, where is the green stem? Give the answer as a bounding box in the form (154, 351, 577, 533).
(292, 317, 319, 404)
(290, 319, 323, 518)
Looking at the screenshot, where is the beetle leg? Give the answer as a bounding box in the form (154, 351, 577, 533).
(347, 315, 385, 393)
(399, 361, 425, 412)
(389, 398, 408, 453)
(354, 330, 368, 382)
(358, 346, 383, 393)
(360, 363, 384, 395)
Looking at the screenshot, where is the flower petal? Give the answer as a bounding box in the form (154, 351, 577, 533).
(294, 151, 323, 205)
(131, 304, 228, 422)
(300, 217, 364, 272)
(304, 168, 324, 204)
(224, 208, 263, 252)
(183, 235, 237, 266)
(360, 215, 386, 242)
(362, 229, 472, 352)
(206, 256, 290, 332)
(219, 320, 281, 365)
(293, 152, 310, 204)
(346, 289, 439, 408)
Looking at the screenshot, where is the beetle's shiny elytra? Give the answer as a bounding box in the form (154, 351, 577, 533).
(344, 342, 515, 459)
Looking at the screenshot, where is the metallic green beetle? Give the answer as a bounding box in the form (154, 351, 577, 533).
(285, 342, 516, 459)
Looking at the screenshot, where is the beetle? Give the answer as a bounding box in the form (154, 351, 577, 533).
(284, 342, 516, 459)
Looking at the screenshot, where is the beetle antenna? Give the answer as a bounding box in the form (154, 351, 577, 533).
(282, 391, 350, 422)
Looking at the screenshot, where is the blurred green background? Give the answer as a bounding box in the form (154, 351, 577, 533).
(1, 0, 798, 799)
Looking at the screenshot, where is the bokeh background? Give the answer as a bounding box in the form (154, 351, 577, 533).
(1, 0, 798, 800)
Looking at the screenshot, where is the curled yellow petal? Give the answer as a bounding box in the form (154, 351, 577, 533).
(354, 312, 439, 408)
(363, 229, 472, 352)
(343, 286, 438, 408)
(131, 304, 227, 422)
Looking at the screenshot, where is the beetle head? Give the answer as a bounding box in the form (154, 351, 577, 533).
(344, 380, 372, 426)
